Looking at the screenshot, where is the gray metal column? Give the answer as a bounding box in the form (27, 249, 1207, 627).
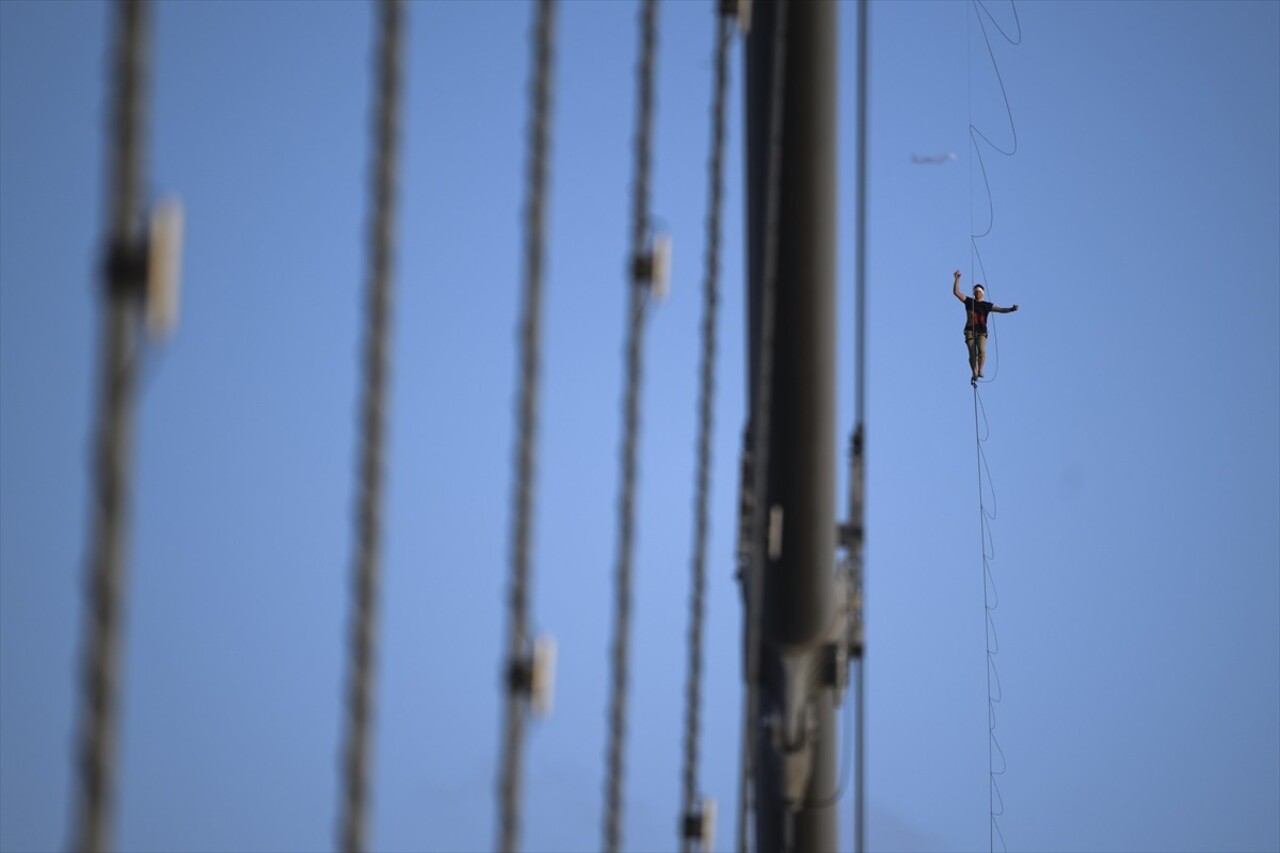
(743, 0, 839, 850)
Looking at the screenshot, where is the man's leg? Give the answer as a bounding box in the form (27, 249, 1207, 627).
(976, 333, 987, 377)
(965, 331, 978, 380)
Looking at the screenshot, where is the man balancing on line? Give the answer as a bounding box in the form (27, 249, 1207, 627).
(953, 270, 1019, 386)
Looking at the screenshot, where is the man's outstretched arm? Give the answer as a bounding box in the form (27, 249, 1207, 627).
(952, 270, 967, 303)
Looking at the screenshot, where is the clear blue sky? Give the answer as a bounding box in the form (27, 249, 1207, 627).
(2, 1, 1277, 852)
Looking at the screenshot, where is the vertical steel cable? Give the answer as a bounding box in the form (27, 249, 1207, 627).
(70, 3, 149, 850)
(498, 2, 557, 851)
(338, 2, 403, 850)
(852, 3, 869, 850)
(604, 1, 660, 850)
(679, 8, 733, 853)
(737, 2, 789, 849)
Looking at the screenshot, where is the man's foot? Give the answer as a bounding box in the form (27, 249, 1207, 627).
(970, 376, 978, 386)
(977, 371, 984, 379)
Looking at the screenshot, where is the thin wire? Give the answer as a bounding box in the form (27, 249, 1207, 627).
(972, 385, 1007, 853)
(852, 2, 870, 849)
(968, 0, 1019, 160)
(679, 8, 732, 853)
(338, 2, 403, 850)
(967, 0, 1021, 377)
(71, 2, 149, 850)
(604, 1, 660, 850)
(497, 3, 557, 851)
(739, 1, 790, 848)
(965, 8, 1015, 845)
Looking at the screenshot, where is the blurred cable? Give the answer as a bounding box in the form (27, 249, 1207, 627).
(70, 2, 150, 850)
(498, 1, 558, 850)
(338, 2, 404, 850)
(679, 6, 734, 853)
(604, 1, 660, 850)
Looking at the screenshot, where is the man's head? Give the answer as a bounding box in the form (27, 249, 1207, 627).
(973, 284, 985, 299)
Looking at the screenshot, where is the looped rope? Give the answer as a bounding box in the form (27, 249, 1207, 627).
(972, 385, 1007, 853)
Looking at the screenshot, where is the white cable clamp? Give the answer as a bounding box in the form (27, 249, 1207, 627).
(508, 633, 556, 718)
(632, 231, 672, 302)
(681, 797, 717, 851)
(529, 634, 556, 717)
(146, 196, 184, 340)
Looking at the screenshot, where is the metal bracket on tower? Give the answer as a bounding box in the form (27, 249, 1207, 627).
(769, 652, 824, 808)
(734, 438, 755, 586)
(821, 570, 851, 700)
(838, 423, 866, 661)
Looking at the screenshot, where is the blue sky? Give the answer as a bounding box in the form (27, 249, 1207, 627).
(1, 1, 1277, 852)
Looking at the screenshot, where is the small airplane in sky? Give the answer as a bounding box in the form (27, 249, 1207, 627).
(911, 152, 957, 164)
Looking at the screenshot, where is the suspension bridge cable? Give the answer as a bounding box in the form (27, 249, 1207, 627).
(737, 1, 790, 849)
(497, 3, 557, 851)
(338, 2, 404, 850)
(71, 2, 150, 850)
(679, 7, 733, 853)
(604, 1, 660, 849)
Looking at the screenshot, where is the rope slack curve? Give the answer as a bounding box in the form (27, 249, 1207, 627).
(966, 0, 1021, 286)
(339, 2, 404, 851)
(971, 385, 1007, 853)
(71, 2, 150, 850)
(679, 6, 734, 852)
(498, 2, 557, 851)
(604, 1, 660, 851)
(964, 5, 1019, 849)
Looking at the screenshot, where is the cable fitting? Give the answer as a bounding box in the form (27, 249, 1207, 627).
(103, 238, 147, 299)
(101, 196, 184, 339)
(837, 521, 864, 552)
(506, 634, 556, 717)
(680, 797, 717, 850)
(631, 231, 671, 300)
